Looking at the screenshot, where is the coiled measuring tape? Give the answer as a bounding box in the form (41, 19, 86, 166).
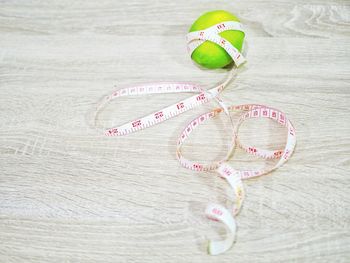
(94, 20, 296, 255)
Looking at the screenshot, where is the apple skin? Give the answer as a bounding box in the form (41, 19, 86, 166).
(189, 10, 245, 69)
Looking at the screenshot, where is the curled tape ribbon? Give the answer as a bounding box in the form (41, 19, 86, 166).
(94, 21, 296, 255)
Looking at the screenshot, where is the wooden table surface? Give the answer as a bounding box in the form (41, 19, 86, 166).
(1, 0, 349, 262)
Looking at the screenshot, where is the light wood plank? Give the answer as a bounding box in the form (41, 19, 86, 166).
(0, 0, 349, 262)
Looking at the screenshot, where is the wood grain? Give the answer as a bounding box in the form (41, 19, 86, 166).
(0, 0, 349, 262)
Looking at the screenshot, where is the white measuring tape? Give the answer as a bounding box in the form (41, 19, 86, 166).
(94, 20, 296, 255)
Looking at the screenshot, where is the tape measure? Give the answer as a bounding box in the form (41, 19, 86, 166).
(94, 20, 296, 255)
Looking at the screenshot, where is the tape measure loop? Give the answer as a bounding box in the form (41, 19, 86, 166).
(205, 203, 237, 255)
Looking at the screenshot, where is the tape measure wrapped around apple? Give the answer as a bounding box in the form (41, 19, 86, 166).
(94, 10, 296, 256)
(187, 10, 246, 69)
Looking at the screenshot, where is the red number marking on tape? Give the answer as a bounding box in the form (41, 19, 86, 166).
(155, 111, 164, 119)
(248, 147, 257, 153)
(217, 23, 226, 29)
(289, 128, 295, 136)
(274, 151, 282, 156)
(196, 93, 205, 101)
(223, 167, 232, 176)
(212, 208, 223, 216)
(108, 128, 118, 135)
(283, 150, 290, 160)
(177, 102, 184, 110)
(132, 120, 142, 127)
(193, 163, 203, 170)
